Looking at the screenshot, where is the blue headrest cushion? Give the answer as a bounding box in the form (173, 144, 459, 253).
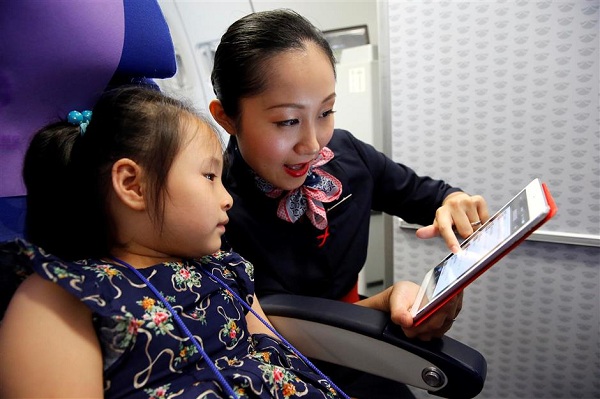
(0, 0, 176, 198)
(115, 0, 177, 80)
(0, 0, 177, 241)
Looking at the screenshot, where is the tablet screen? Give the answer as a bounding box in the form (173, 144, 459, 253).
(411, 179, 555, 325)
(422, 188, 531, 304)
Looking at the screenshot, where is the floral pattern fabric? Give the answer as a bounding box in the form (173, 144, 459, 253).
(1, 239, 340, 399)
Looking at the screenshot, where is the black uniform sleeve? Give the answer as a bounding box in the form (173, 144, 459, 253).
(337, 130, 461, 226)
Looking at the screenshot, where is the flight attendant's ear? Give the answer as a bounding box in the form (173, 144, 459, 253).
(111, 158, 146, 211)
(209, 99, 237, 136)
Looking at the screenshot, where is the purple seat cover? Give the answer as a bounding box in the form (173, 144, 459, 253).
(0, 1, 125, 197)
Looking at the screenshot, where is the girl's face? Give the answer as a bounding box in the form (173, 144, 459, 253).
(234, 42, 336, 191)
(160, 118, 233, 257)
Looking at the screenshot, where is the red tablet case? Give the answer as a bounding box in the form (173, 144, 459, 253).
(413, 183, 558, 327)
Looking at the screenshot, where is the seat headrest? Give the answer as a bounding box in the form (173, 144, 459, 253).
(0, 0, 177, 198)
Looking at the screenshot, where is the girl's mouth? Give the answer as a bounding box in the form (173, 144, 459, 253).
(284, 162, 310, 178)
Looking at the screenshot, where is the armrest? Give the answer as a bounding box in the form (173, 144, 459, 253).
(260, 294, 486, 399)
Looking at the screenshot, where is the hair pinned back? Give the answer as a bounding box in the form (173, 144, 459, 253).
(23, 85, 216, 260)
(67, 110, 93, 135)
(22, 121, 86, 259)
(211, 9, 336, 119)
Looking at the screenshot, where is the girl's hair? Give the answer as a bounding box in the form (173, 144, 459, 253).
(22, 85, 214, 260)
(211, 9, 336, 120)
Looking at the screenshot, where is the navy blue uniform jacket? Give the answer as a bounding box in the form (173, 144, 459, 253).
(223, 129, 460, 300)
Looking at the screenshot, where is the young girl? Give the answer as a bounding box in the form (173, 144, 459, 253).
(209, 9, 489, 342)
(0, 86, 346, 398)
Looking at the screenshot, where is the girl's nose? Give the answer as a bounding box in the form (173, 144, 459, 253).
(222, 187, 233, 210)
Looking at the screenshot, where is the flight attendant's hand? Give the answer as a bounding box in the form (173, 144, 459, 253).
(416, 192, 489, 253)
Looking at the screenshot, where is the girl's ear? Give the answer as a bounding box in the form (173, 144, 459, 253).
(111, 158, 146, 211)
(209, 99, 237, 136)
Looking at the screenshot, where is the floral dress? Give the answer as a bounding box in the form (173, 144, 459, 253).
(0, 239, 341, 399)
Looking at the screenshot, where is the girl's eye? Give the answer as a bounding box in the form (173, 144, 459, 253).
(204, 173, 216, 181)
(321, 109, 336, 118)
(276, 119, 299, 127)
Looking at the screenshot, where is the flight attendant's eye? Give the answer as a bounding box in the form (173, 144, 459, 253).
(276, 119, 299, 127)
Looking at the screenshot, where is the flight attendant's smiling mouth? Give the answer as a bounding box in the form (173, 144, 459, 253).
(284, 162, 310, 178)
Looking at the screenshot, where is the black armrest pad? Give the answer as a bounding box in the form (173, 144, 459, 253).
(262, 293, 389, 334)
(261, 294, 486, 398)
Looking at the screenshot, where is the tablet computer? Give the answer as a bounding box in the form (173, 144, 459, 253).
(410, 178, 557, 327)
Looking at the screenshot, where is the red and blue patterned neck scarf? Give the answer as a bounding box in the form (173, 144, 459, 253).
(255, 147, 342, 230)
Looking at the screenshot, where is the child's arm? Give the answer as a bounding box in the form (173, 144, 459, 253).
(245, 295, 279, 338)
(0, 274, 104, 398)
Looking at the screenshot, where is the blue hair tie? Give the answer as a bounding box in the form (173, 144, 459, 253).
(67, 110, 92, 135)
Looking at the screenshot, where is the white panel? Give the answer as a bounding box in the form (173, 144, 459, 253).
(336, 45, 382, 147)
(385, 2, 600, 398)
(252, 0, 379, 43)
(387, 0, 599, 237)
(161, 0, 252, 44)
